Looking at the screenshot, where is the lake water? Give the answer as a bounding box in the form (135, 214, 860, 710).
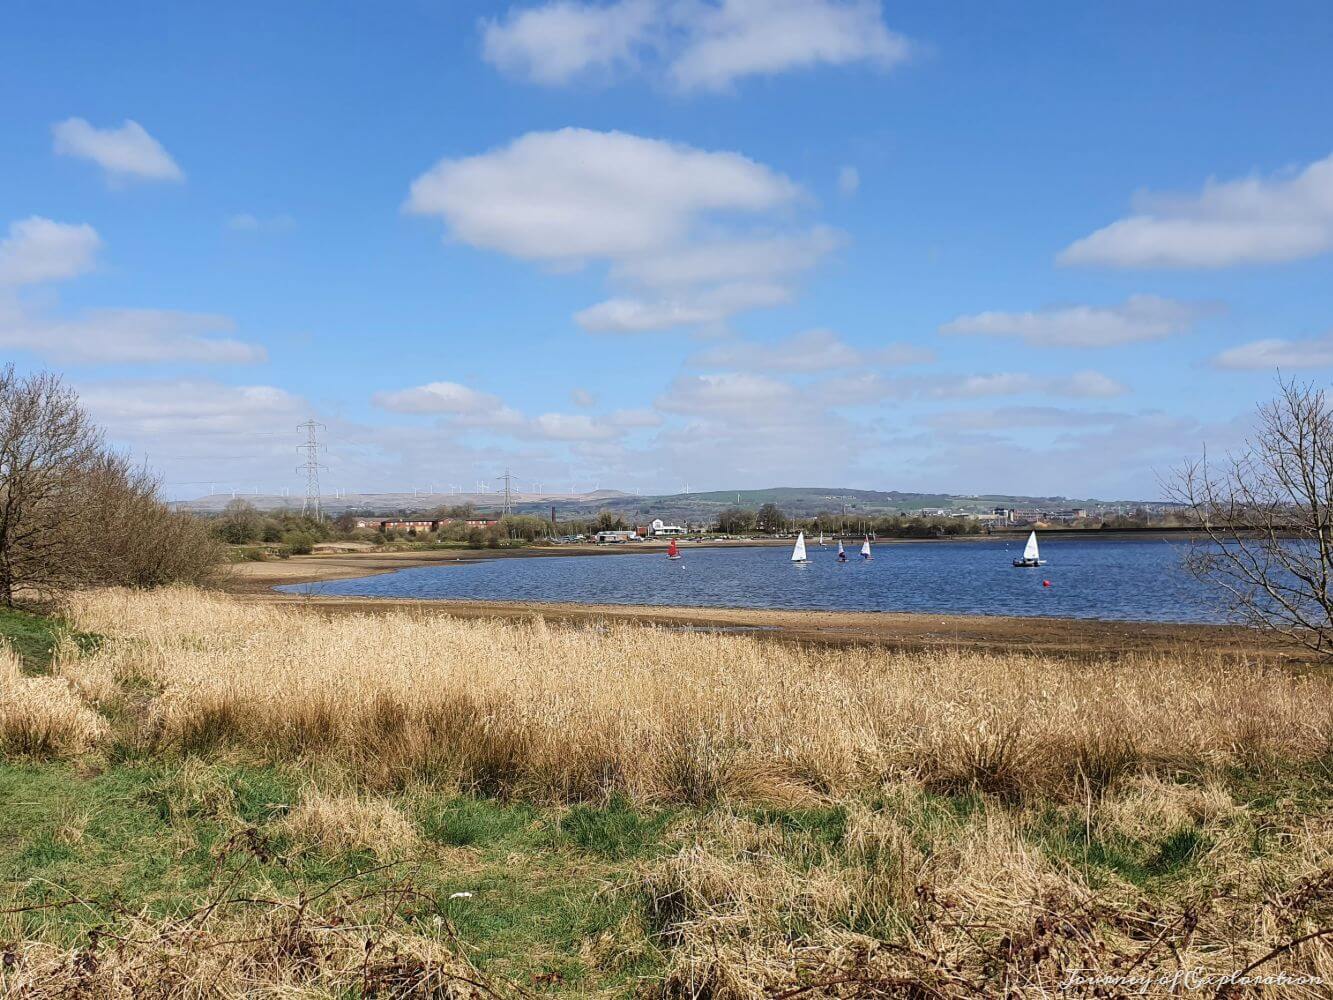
(277, 536, 1232, 624)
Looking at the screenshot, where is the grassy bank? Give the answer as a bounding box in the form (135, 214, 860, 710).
(2, 589, 1332, 996)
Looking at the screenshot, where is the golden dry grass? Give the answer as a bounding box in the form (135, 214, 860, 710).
(4, 586, 1332, 996)
(54, 587, 1333, 804)
(0, 643, 107, 757)
(277, 787, 419, 858)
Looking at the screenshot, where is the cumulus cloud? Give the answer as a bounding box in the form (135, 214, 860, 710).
(1058, 152, 1333, 268)
(409, 128, 834, 332)
(52, 118, 184, 183)
(941, 295, 1205, 348)
(689, 328, 933, 372)
(481, 0, 658, 84)
(374, 378, 657, 443)
(1213, 331, 1333, 370)
(481, 0, 910, 92)
(0, 306, 265, 365)
(407, 128, 797, 261)
(0, 217, 101, 286)
(79, 380, 303, 438)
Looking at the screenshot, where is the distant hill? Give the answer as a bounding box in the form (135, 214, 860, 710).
(174, 485, 1162, 519)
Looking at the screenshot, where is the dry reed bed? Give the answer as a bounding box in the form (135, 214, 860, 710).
(52, 587, 1333, 803)
(647, 785, 1333, 997)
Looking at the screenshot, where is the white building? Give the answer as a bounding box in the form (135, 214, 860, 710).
(648, 518, 685, 536)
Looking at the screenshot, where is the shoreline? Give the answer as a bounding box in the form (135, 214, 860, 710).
(225, 545, 1302, 664)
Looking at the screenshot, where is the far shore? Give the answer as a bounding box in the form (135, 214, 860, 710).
(223, 538, 1303, 665)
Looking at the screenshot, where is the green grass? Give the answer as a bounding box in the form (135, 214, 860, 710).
(0, 758, 665, 993)
(0, 606, 101, 674)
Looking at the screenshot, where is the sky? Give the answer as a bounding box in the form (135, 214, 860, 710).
(2, 1, 1331, 501)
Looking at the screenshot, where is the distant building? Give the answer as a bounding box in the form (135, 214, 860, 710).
(595, 530, 637, 543)
(355, 515, 500, 533)
(647, 518, 686, 536)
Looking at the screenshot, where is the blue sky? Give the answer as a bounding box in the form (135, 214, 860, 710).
(2, 1, 1331, 500)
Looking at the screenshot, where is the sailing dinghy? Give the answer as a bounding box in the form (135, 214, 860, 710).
(791, 531, 808, 563)
(836, 540, 846, 562)
(1012, 530, 1045, 567)
(860, 536, 872, 560)
(667, 539, 681, 560)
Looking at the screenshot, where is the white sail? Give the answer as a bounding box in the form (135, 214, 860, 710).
(837, 541, 845, 555)
(818, 531, 824, 546)
(792, 531, 808, 562)
(1022, 531, 1040, 562)
(860, 537, 871, 557)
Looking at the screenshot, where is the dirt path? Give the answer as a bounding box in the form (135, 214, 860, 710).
(225, 547, 1301, 664)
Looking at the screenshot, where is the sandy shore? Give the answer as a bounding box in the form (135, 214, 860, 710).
(224, 546, 1301, 664)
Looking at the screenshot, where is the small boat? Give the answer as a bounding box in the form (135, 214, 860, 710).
(860, 536, 872, 560)
(1013, 530, 1046, 567)
(791, 531, 808, 563)
(818, 531, 825, 547)
(836, 540, 846, 563)
(667, 539, 681, 560)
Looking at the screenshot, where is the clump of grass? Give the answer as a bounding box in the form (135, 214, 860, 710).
(0, 871, 504, 998)
(277, 787, 419, 859)
(0, 644, 106, 758)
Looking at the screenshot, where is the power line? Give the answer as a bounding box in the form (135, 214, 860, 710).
(296, 420, 327, 519)
(496, 467, 515, 516)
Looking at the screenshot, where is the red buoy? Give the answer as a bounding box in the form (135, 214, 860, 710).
(1042, 579, 1051, 587)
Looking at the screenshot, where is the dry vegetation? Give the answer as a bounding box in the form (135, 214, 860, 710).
(3, 586, 1333, 996)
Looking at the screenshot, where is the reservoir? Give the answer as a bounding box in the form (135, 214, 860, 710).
(277, 535, 1231, 624)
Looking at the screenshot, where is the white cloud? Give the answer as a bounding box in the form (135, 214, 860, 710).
(409, 128, 831, 333)
(481, 0, 658, 84)
(532, 412, 619, 441)
(837, 165, 860, 196)
(931, 371, 1127, 400)
(0, 217, 101, 286)
(941, 295, 1204, 348)
(80, 380, 302, 438)
(576, 282, 790, 332)
(52, 118, 184, 183)
(481, 0, 911, 93)
(1213, 332, 1333, 370)
(373, 379, 657, 443)
(1059, 152, 1333, 268)
(0, 306, 265, 365)
(690, 328, 933, 371)
(373, 381, 511, 416)
(407, 128, 797, 262)
(926, 406, 1126, 431)
(669, 0, 910, 92)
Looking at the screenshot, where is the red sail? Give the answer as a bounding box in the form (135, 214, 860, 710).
(667, 539, 679, 557)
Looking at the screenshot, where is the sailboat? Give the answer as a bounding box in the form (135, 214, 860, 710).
(667, 538, 681, 560)
(818, 531, 825, 547)
(860, 536, 872, 561)
(791, 531, 808, 563)
(1012, 530, 1045, 567)
(836, 540, 846, 563)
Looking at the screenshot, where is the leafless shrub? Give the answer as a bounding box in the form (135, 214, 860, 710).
(1170, 377, 1333, 654)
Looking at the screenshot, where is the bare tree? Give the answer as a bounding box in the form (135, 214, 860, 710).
(1168, 378, 1333, 653)
(0, 366, 102, 604)
(0, 365, 221, 605)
